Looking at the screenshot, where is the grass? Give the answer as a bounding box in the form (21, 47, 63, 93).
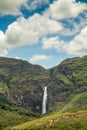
(10, 110, 87, 130)
(0, 109, 28, 129)
(8, 92, 87, 130)
(0, 108, 40, 130)
(59, 92, 87, 113)
(0, 56, 87, 130)
(47, 92, 87, 114)
(56, 72, 72, 84)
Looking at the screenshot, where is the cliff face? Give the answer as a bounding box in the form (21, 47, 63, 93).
(0, 56, 87, 114)
(0, 57, 50, 113)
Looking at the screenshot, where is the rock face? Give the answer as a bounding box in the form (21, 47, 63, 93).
(0, 56, 87, 114)
(0, 57, 49, 113)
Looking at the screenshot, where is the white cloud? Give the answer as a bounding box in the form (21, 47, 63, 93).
(0, 31, 8, 56)
(45, 0, 87, 19)
(0, 0, 26, 15)
(42, 26, 87, 55)
(25, 0, 50, 11)
(0, 49, 8, 56)
(0, 14, 62, 49)
(0, 31, 5, 40)
(42, 37, 65, 51)
(0, 0, 86, 59)
(14, 57, 20, 59)
(29, 54, 52, 63)
(65, 26, 87, 55)
(0, 31, 8, 48)
(61, 13, 87, 36)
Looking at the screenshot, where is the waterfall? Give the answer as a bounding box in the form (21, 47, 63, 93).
(42, 86, 47, 114)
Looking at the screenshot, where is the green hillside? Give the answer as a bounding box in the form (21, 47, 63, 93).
(0, 57, 50, 113)
(47, 56, 87, 112)
(0, 56, 87, 130)
(0, 93, 40, 130)
(51, 92, 87, 113)
(10, 110, 87, 130)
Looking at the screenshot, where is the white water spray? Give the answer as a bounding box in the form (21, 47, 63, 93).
(42, 86, 47, 114)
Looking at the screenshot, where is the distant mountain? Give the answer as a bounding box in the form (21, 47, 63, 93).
(0, 56, 87, 129)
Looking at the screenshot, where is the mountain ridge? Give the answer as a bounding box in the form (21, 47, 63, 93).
(0, 55, 87, 129)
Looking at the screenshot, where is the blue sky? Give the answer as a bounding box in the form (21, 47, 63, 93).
(0, 0, 87, 68)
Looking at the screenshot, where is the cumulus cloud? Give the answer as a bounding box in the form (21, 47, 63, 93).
(0, 31, 6, 43)
(0, 0, 26, 15)
(61, 13, 87, 36)
(0, 49, 8, 57)
(0, 30, 12, 50)
(45, 0, 87, 19)
(25, 0, 50, 11)
(0, 14, 62, 49)
(14, 57, 20, 59)
(0, 31, 7, 48)
(0, 31, 8, 56)
(42, 27, 87, 55)
(65, 26, 87, 55)
(29, 54, 52, 63)
(42, 37, 65, 51)
(0, 0, 86, 58)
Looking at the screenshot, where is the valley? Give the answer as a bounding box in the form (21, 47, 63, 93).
(0, 55, 87, 130)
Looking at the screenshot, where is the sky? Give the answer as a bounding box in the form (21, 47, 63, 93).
(0, 0, 87, 68)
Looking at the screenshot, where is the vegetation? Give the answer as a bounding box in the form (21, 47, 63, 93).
(48, 55, 87, 112)
(0, 57, 50, 113)
(0, 55, 87, 129)
(10, 110, 87, 130)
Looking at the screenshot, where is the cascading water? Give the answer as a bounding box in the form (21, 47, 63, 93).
(42, 86, 47, 114)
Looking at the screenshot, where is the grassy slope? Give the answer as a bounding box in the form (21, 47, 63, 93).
(48, 56, 87, 112)
(57, 56, 87, 92)
(0, 108, 40, 130)
(49, 92, 87, 113)
(0, 94, 40, 130)
(50, 55, 87, 90)
(10, 110, 87, 130)
(0, 109, 29, 129)
(7, 92, 87, 130)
